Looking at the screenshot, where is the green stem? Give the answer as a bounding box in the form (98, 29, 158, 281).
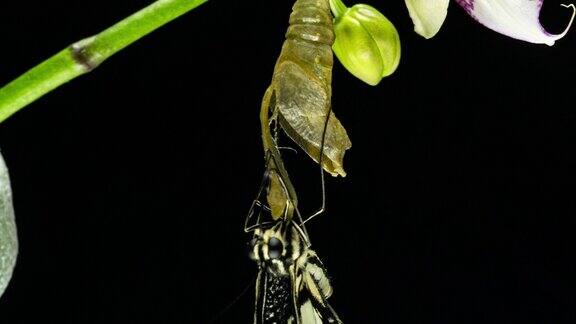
(329, 0, 348, 19)
(0, 0, 208, 124)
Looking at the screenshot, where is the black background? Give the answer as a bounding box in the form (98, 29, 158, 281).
(1, 0, 576, 323)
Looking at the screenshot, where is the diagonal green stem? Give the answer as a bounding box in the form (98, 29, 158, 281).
(0, 0, 208, 124)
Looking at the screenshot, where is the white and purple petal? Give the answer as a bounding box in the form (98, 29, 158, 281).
(405, 0, 450, 38)
(456, 0, 575, 46)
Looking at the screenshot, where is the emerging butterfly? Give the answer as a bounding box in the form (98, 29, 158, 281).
(245, 143, 342, 323)
(244, 0, 347, 322)
(245, 77, 343, 322)
(247, 217, 341, 324)
(246, 97, 342, 323)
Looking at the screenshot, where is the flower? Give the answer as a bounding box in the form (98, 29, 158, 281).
(405, 0, 450, 39)
(405, 0, 575, 46)
(0, 152, 17, 298)
(330, 0, 401, 85)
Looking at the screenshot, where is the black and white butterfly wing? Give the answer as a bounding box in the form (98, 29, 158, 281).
(298, 293, 341, 324)
(254, 268, 295, 324)
(296, 253, 342, 324)
(253, 260, 342, 324)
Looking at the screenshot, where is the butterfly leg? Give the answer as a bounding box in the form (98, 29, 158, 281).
(301, 103, 332, 226)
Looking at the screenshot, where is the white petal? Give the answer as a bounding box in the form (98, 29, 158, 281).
(456, 0, 575, 46)
(0, 152, 17, 298)
(405, 0, 450, 39)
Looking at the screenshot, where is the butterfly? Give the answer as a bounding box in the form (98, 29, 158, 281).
(247, 212, 342, 324)
(244, 143, 342, 324)
(244, 0, 347, 321)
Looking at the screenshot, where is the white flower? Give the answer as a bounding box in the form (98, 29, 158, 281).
(405, 0, 450, 39)
(0, 152, 17, 298)
(405, 0, 575, 46)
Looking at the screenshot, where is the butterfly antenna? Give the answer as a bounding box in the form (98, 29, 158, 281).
(206, 275, 257, 324)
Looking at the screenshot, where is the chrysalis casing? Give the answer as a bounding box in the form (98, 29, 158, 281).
(262, 0, 352, 178)
(0, 152, 17, 298)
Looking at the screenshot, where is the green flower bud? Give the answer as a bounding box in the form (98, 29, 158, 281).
(330, 1, 401, 85)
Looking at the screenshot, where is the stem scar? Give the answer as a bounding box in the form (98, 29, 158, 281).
(71, 38, 100, 72)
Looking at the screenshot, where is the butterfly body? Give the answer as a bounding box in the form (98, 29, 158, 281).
(250, 220, 341, 324)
